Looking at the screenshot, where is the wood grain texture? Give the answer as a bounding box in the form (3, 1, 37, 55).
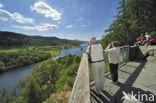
(69, 53, 90, 103)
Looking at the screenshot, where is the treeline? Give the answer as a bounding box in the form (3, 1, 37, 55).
(0, 31, 81, 49)
(0, 88, 17, 103)
(0, 50, 51, 72)
(101, 0, 156, 48)
(0, 54, 80, 103)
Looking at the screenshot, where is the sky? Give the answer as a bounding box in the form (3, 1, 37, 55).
(0, 0, 119, 41)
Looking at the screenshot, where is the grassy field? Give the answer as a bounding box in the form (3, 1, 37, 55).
(46, 51, 60, 57)
(36, 45, 80, 57)
(0, 49, 20, 53)
(0, 44, 80, 56)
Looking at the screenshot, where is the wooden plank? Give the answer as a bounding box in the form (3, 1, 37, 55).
(69, 53, 90, 103)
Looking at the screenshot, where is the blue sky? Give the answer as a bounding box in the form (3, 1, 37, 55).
(0, 0, 119, 40)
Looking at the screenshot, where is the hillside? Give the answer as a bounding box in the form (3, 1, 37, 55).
(101, 0, 156, 48)
(0, 31, 81, 49)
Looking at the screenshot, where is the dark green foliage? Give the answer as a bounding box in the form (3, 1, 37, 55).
(14, 96, 26, 103)
(31, 59, 63, 97)
(74, 55, 81, 63)
(0, 31, 81, 49)
(65, 54, 74, 67)
(55, 55, 80, 91)
(0, 88, 17, 103)
(15, 54, 81, 102)
(0, 52, 81, 103)
(0, 50, 51, 71)
(151, 31, 156, 38)
(101, 0, 156, 47)
(101, 33, 115, 49)
(21, 79, 45, 103)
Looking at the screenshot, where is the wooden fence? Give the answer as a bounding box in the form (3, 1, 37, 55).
(69, 46, 130, 103)
(68, 53, 90, 103)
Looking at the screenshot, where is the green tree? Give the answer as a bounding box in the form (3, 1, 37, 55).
(0, 88, 8, 103)
(22, 79, 45, 103)
(102, 0, 156, 46)
(13, 96, 26, 103)
(0, 88, 17, 103)
(65, 54, 73, 67)
(31, 59, 63, 97)
(0, 61, 5, 71)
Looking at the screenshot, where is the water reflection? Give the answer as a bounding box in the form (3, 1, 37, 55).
(0, 42, 88, 93)
(53, 42, 88, 60)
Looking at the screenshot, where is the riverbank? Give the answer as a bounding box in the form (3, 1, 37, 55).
(0, 43, 87, 103)
(35, 45, 80, 57)
(0, 45, 81, 72)
(0, 49, 51, 72)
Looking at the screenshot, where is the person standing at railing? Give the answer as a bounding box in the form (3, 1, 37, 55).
(86, 37, 105, 95)
(105, 41, 120, 84)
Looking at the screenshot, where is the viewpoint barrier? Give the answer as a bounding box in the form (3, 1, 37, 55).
(69, 46, 130, 103)
(69, 53, 90, 103)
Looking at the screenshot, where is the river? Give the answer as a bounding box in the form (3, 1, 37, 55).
(0, 64, 36, 93)
(53, 43, 88, 60)
(0, 42, 88, 93)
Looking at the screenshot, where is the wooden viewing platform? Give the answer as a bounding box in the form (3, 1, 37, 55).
(69, 45, 156, 103)
(69, 53, 90, 103)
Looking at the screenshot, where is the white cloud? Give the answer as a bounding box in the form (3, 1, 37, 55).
(0, 9, 34, 23)
(66, 25, 72, 28)
(0, 3, 3, 8)
(31, 1, 61, 21)
(58, 21, 61, 24)
(76, 17, 84, 22)
(13, 23, 58, 32)
(82, 25, 86, 27)
(13, 12, 34, 23)
(0, 9, 12, 21)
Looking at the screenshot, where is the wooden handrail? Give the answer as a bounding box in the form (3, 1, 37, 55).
(69, 46, 130, 103)
(69, 53, 90, 103)
(69, 45, 156, 103)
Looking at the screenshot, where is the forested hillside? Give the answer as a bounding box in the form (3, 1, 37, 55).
(0, 54, 81, 103)
(0, 49, 51, 72)
(101, 0, 156, 48)
(0, 31, 81, 49)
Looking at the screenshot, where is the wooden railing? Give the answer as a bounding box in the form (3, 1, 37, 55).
(119, 46, 130, 64)
(69, 46, 130, 103)
(69, 53, 90, 103)
(69, 45, 156, 103)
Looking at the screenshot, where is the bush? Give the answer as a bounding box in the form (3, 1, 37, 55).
(15, 54, 81, 103)
(0, 88, 17, 103)
(0, 50, 51, 71)
(151, 31, 156, 38)
(21, 79, 45, 103)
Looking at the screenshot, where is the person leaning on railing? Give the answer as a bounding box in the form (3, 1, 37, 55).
(86, 37, 105, 96)
(105, 41, 120, 84)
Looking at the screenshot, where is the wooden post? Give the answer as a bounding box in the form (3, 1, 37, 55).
(69, 53, 90, 103)
(126, 46, 130, 62)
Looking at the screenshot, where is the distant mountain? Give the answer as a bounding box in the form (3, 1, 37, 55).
(0, 31, 81, 49)
(96, 39, 102, 43)
(73, 39, 88, 42)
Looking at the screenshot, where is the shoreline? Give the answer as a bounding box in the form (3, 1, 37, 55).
(0, 44, 81, 73)
(0, 58, 49, 73)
